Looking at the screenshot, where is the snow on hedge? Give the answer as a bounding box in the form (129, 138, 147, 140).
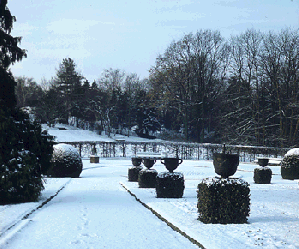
(157, 172, 184, 179)
(285, 148, 299, 156)
(53, 143, 80, 161)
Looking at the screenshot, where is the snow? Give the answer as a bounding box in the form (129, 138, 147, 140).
(1, 125, 299, 249)
(157, 172, 184, 179)
(53, 143, 81, 161)
(42, 123, 164, 143)
(285, 148, 299, 156)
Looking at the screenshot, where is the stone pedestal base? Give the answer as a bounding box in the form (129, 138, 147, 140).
(90, 156, 99, 163)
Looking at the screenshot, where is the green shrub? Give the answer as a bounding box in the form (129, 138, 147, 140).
(0, 109, 52, 204)
(281, 154, 299, 180)
(254, 167, 272, 184)
(40, 130, 54, 175)
(138, 169, 158, 188)
(156, 172, 185, 198)
(197, 177, 250, 224)
(128, 166, 143, 182)
(48, 143, 83, 178)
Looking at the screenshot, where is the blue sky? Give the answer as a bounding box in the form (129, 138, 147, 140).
(8, 0, 299, 83)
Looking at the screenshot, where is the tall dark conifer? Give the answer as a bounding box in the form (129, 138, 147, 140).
(0, 1, 53, 204)
(54, 58, 83, 123)
(0, 0, 27, 109)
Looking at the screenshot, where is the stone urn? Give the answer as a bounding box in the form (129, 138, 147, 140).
(131, 157, 142, 166)
(161, 158, 183, 173)
(142, 159, 156, 169)
(213, 145, 239, 178)
(257, 158, 269, 167)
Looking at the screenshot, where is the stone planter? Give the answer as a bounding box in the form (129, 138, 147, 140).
(131, 157, 142, 166)
(161, 158, 183, 173)
(142, 159, 156, 169)
(128, 166, 143, 182)
(156, 172, 185, 198)
(138, 169, 158, 188)
(213, 153, 239, 178)
(90, 155, 99, 163)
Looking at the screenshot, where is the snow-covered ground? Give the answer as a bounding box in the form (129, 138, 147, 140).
(42, 123, 164, 143)
(1, 125, 299, 248)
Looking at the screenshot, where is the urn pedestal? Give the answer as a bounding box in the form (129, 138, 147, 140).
(138, 169, 158, 188)
(90, 155, 99, 163)
(128, 166, 143, 182)
(197, 177, 250, 224)
(254, 167, 272, 184)
(156, 172, 184, 198)
(254, 158, 272, 184)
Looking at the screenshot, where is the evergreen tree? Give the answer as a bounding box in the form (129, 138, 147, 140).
(0, 0, 26, 109)
(0, 1, 53, 204)
(53, 58, 84, 123)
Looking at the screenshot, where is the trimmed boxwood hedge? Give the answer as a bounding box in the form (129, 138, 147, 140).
(254, 167, 272, 184)
(281, 154, 299, 180)
(138, 169, 158, 188)
(48, 143, 83, 178)
(128, 166, 143, 182)
(156, 172, 185, 198)
(197, 177, 250, 224)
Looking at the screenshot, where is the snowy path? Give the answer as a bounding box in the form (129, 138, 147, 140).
(4, 163, 199, 249)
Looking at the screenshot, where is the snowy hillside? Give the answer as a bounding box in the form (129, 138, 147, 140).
(42, 124, 164, 143)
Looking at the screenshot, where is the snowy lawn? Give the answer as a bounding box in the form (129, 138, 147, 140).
(2, 125, 298, 248)
(1, 158, 298, 249)
(0, 178, 70, 239)
(121, 159, 299, 249)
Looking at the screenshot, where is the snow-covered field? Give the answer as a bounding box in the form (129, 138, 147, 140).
(1, 125, 299, 249)
(42, 124, 164, 143)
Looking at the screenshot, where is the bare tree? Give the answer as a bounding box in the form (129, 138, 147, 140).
(149, 30, 229, 142)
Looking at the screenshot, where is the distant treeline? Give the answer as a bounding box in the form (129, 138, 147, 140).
(15, 28, 299, 148)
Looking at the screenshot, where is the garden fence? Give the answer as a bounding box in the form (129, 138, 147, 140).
(59, 141, 289, 162)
